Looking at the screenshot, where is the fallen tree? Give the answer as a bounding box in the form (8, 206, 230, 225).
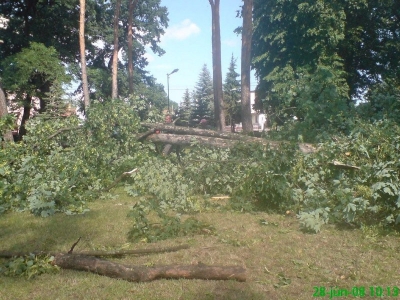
(140, 123, 317, 154)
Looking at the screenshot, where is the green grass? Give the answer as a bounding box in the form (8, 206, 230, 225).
(1, 191, 400, 300)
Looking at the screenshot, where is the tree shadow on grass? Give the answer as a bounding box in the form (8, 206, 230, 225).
(188, 281, 273, 300)
(0, 209, 104, 254)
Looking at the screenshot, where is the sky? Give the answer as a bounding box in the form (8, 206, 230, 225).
(144, 0, 257, 107)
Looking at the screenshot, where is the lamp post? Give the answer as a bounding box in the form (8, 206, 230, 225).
(167, 68, 179, 113)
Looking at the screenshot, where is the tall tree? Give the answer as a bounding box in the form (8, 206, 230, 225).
(79, 0, 90, 110)
(111, 0, 122, 99)
(223, 55, 241, 132)
(0, 0, 169, 112)
(1, 43, 70, 138)
(192, 65, 214, 126)
(0, 83, 13, 142)
(127, 0, 139, 95)
(252, 0, 350, 131)
(88, 0, 168, 100)
(241, 0, 253, 133)
(208, 0, 225, 131)
(252, 0, 400, 127)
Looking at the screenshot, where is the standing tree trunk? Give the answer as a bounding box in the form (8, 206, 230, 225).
(79, 0, 90, 111)
(112, 0, 122, 99)
(127, 0, 138, 95)
(0, 84, 13, 142)
(209, 0, 225, 131)
(241, 0, 253, 133)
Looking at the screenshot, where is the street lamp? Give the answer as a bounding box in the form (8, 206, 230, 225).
(167, 68, 179, 113)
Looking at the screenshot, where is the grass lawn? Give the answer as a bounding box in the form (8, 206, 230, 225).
(1, 191, 399, 300)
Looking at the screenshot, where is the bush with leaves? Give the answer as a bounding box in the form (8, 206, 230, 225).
(125, 145, 248, 242)
(231, 142, 297, 212)
(128, 201, 215, 243)
(0, 100, 148, 216)
(0, 254, 59, 279)
(289, 119, 400, 232)
(124, 116, 400, 234)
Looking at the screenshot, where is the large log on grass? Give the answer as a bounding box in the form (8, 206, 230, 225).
(52, 253, 246, 282)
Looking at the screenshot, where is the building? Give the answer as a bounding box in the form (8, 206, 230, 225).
(234, 91, 266, 132)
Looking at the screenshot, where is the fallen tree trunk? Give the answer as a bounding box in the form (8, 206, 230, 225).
(147, 133, 236, 148)
(146, 133, 316, 154)
(140, 123, 316, 154)
(52, 253, 246, 282)
(141, 123, 251, 141)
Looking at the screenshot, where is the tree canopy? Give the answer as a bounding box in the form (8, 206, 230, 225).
(0, 0, 169, 106)
(252, 0, 400, 137)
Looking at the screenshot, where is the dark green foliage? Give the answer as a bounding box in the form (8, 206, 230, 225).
(0, 0, 169, 102)
(356, 79, 400, 124)
(1, 42, 71, 112)
(252, 0, 400, 135)
(337, 0, 400, 97)
(264, 62, 351, 142)
(0, 0, 81, 62)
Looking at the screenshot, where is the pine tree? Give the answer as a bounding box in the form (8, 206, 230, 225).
(223, 55, 241, 132)
(177, 88, 192, 126)
(191, 64, 214, 127)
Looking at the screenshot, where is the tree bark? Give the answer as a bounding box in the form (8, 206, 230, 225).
(79, 0, 90, 111)
(16, 95, 32, 140)
(127, 0, 139, 95)
(0, 84, 13, 142)
(112, 0, 122, 99)
(148, 133, 236, 148)
(52, 254, 246, 282)
(141, 123, 259, 141)
(241, 0, 253, 133)
(140, 123, 316, 153)
(209, 0, 225, 131)
(145, 132, 316, 153)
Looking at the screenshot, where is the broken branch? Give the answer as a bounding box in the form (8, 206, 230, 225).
(103, 168, 138, 192)
(0, 245, 190, 258)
